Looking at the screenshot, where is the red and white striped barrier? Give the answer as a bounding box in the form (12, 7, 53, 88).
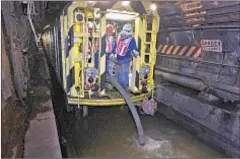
(157, 45, 202, 58)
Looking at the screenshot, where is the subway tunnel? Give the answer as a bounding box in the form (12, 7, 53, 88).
(1, 1, 240, 158)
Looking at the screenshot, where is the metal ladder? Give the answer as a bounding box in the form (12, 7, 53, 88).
(140, 15, 159, 90)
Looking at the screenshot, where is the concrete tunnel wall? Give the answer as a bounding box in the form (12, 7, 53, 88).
(156, 1, 240, 102)
(1, 0, 46, 122)
(1, 1, 47, 101)
(1, 1, 71, 157)
(1, 2, 32, 156)
(1, 1, 57, 157)
(1, 28, 18, 156)
(154, 1, 240, 157)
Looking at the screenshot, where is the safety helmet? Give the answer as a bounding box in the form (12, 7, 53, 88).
(119, 23, 133, 39)
(123, 23, 132, 32)
(106, 24, 114, 34)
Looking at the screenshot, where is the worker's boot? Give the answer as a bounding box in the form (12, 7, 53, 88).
(125, 87, 132, 94)
(106, 82, 113, 90)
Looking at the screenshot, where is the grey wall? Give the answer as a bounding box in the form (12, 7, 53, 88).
(1, 29, 15, 106)
(156, 1, 240, 100)
(1, 2, 47, 156)
(1, 1, 47, 103)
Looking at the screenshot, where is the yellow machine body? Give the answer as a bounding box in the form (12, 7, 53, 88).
(42, 1, 159, 106)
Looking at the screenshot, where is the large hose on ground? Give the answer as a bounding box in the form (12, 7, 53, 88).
(108, 77, 146, 146)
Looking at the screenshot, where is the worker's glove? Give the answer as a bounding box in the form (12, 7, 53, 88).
(132, 50, 140, 58)
(109, 53, 117, 62)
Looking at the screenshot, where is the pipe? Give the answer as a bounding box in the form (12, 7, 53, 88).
(155, 69, 236, 101)
(214, 83, 240, 96)
(155, 70, 206, 91)
(108, 77, 146, 146)
(155, 66, 240, 96)
(156, 66, 207, 82)
(27, 1, 39, 47)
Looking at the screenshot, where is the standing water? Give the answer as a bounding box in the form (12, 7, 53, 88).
(69, 106, 225, 158)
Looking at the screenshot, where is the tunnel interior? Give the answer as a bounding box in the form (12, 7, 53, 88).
(1, 1, 240, 158)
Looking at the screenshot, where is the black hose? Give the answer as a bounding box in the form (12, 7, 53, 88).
(108, 77, 146, 146)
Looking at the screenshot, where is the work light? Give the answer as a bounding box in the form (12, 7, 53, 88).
(122, 1, 130, 6)
(150, 4, 157, 11)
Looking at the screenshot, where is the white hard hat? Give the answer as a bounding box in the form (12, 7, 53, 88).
(123, 24, 132, 32)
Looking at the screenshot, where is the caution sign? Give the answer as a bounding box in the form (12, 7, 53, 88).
(200, 39, 222, 52)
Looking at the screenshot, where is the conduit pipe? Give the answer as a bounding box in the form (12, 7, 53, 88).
(27, 1, 40, 47)
(155, 68, 206, 91)
(155, 66, 240, 102)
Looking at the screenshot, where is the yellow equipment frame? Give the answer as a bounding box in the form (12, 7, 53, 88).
(42, 1, 159, 107)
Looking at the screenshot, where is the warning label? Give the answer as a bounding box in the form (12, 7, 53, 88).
(200, 39, 223, 52)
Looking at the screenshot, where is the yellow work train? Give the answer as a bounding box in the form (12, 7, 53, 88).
(42, 1, 159, 117)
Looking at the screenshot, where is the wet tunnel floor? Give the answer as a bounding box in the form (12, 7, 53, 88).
(68, 106, 225, 158)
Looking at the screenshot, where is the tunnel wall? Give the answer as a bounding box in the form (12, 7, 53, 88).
(155, 1, 240, 157)
(1, 28, 18, 157)
(1, 4, 27, 155)
(1, 29, 15, 107)
(1, 1, 47, 100)
(156, 1, 240, 102)
(155, 83, 240, 157)
(1, 1, 48, 99)
(1, 1, 47, 157)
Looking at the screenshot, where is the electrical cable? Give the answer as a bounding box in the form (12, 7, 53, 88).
(27, 1, 39, 47)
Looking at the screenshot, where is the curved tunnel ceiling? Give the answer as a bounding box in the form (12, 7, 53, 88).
(46, 1, 165, 16)
(45, 1, 240, 30)
(92, 1, 148, 14)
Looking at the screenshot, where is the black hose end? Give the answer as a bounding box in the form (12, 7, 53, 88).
(139, 136, 146, 146)
(140, 142, 145, 146)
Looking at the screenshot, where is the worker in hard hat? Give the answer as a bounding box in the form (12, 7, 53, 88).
(100, 24, 117, 90)
(115, 23, 139, 90)
(102, 24, 116, 77)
